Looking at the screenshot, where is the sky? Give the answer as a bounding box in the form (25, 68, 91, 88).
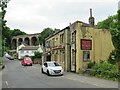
(5, 0, 119, 34)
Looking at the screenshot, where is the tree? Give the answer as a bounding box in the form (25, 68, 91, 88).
(11, 29, 26, 36)
(97, 15, 117, 30)
(38, 28, 54, 46)
(2, 28, 26, 48)
(0, 0, 10, 56)
(97, 10, 120, 64)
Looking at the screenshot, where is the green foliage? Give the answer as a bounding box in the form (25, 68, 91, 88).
(97, 10, 120, 65)
(91, 61, 119, 81)
(1, 0, 26, 55)
(31, 51, 43, 61)
(118, 10, 120, 30)
(0, 59, 3, 64)
(87, 61, 95, 68)
(97, 15, 117, 30)
(1, 28, 26, 55)
(34, 51, 42, 58)
(108, 50, 116, 64)
(11, 29, 26, 36)
(38, 28, 54, 46)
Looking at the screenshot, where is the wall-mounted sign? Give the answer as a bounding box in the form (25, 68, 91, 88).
(81, 39, 92, 50)
(51, 45, 64, 50)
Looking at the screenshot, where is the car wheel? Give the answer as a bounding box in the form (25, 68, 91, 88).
(31, 64, 32, 66)
(41, 68, 44, 73)
(47, 70, 50, 76)
(61, 74, 63, 76)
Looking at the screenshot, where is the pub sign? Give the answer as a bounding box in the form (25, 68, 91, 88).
(81, 39, 92, 50)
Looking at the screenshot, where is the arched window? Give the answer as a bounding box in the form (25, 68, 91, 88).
(24, 37, 30, 46)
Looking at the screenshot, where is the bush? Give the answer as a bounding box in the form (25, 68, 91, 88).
(88, 61, 95, 68)
(91, 61, 119, 81)
(34, 51, 42, 58)
(108, 50, 116, 64)
(31, 51, 43, 63)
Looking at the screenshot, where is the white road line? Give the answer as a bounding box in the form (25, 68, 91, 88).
(5, 81, 10, 88)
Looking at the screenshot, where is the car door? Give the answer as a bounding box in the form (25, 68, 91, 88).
(43, 63, 48, 73)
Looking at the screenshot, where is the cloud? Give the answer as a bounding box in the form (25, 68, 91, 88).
(5, 0, 119, 34)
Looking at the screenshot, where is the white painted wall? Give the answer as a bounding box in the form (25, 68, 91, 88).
(18, 50, 36, 59)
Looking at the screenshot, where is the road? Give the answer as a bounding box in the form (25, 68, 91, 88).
(1, 57, 112, 88)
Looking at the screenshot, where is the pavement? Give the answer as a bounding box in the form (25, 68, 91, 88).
(32, 64, 119, 88)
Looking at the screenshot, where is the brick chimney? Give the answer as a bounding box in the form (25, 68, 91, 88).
(89, 8, 95, 27)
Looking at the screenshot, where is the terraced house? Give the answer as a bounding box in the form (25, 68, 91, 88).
(43, 28, 71, 71)
(43, 9, 114, 73)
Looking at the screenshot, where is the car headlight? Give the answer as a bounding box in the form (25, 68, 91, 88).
(49, 69, 53, 71)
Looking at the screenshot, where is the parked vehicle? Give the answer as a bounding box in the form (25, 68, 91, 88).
(6, 55, 14, 60)
(41, 61, 63, 76)
(21, 57, 33, 66)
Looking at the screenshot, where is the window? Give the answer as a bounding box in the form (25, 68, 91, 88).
(60, 33, 64, 44)
(44, 63, 48, 67)
(47, 62, 60, 67)
(26, 50, 29, 53)
(24, 57, 31, 60)
(52, 38, 55, 46)
(21, 51, 24, 54)
(72, 32, 75, 43)
(83, 51, 90, 61)
(55, 38, 58, 46)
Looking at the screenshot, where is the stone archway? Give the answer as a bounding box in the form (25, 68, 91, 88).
(31, 37, 38, 46)
(18, 38, 23, 46)
(11, 33, 40, 50)
(12, 39, 17, 49)
(24, 37, 30, 46)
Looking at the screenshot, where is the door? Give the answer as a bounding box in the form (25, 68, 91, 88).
(46, 55, 51, 61)
(71, 50, 76, 72)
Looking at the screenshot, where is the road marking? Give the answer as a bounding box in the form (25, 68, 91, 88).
(5, 81, 10, 88)
(66, 77, 76, 81)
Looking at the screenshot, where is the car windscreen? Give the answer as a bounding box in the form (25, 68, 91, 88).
(24, 57, 31, 60)
(48, 62, 60, 67)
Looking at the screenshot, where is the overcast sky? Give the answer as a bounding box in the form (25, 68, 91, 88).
(5, 0, 119, 34)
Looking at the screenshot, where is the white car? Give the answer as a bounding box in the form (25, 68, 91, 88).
(41, 61, 64, 76)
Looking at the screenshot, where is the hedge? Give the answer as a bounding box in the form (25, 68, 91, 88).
(90, 61, 120, 81)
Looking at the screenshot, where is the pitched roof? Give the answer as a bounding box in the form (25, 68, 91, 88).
(19, 46, 39, 50)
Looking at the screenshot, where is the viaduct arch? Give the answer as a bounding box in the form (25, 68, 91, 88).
(11, 33, 40, 50)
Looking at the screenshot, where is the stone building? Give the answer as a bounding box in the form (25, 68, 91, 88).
(11, 33, 40, 50)
(70, 9, 114, 73)
(43, 9, 114, 73)
(43, 27, 71, 71)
